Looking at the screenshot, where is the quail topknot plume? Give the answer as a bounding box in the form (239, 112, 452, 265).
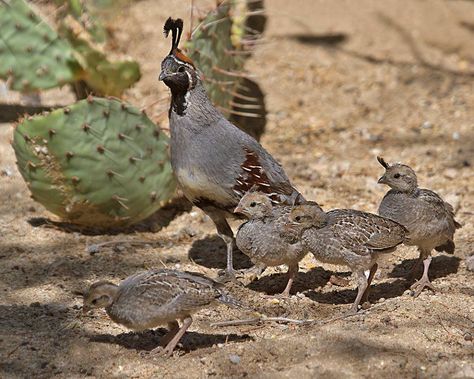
(377, 157, 461, 297)
(234, 191, 308, 296)
(159, 18, 304, 280)
(83, 269, 243, 357)
(284, 202, 407, 314)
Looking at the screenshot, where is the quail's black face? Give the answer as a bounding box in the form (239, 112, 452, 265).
(159, 55, 196, 94)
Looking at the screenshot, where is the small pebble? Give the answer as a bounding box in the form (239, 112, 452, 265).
(464, 332, 472, 342)
(452, 132, 460, 140)
(229, 354, 241, 364)
(378, 297, 385, 303)
(465, 255, 474, 272)
(421, 121, 432, 129)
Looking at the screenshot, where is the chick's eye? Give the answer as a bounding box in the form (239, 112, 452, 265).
(250, 202, 257, 207)
(178, 66, 185, 73)
(394, 173, 401, 179)
(91, 299, 97, 305)
(295, 216, 301, 222)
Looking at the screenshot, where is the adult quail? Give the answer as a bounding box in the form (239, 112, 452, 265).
(376, 157, 461, 297)
(159, 18, 303, 279)
(234, 191, 307, 296)
(83, 269, 243, 357)
(284, 202, 407, 314)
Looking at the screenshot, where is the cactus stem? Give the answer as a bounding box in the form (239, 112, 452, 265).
(150, 192, 157, 202)
(48, 129, 56, 138)
(96, 145, 106, 154)
(71, 176, 80, 185)
(66, 151, 74, 160)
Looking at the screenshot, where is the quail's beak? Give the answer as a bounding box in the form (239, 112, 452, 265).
(378, 175, 387, 184)
(233, 205, 243, 214)
(159, 70, 171, 81)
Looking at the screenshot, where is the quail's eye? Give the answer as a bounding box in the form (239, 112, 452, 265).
(250, 202, 257, 207)
(394, 173, 401, 179)
(295, 216, 301, 222)
(178, 66, 185, 73)
(91, 299, 98, 305)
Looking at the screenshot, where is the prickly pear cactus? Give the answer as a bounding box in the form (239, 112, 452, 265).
(0, 0, 80, 92)
(60, 15, 141, 97)
(185, 1, 246, 116)
(185, 0, 267, 140)
(12, 97, 176, 227)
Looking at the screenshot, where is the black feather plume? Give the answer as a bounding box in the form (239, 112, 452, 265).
(163, 17, 184, 54)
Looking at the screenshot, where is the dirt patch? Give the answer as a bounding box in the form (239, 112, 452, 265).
(1, 1, 473, 378)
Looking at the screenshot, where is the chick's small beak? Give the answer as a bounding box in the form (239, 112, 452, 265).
(378, 175, 387, 184)
(233, 205, 243, 214)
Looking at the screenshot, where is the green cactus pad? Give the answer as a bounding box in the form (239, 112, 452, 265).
(0, 0, 80, 91)
(60, 16, 141, 97)
(186, 1, 246, 116)
(12, 97, 176, 227)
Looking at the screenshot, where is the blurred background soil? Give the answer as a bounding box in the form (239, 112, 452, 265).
(0, 0, 473, 378)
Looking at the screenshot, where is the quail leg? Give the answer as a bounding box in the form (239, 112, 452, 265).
(281, 262, 299, 297)
(158, 321, 180, 348)
(348, 271, 369, 315)
(208, 212, 239, 281)
(361, 263, 378, 305)
(243, 263, 266, 282)
(410, 255, 436, 297)
(151, 317, 193, 357)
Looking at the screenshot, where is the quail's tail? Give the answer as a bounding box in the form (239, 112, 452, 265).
(435, 240, 455, 254)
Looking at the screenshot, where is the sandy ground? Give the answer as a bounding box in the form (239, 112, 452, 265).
(1, 0, 473, 378)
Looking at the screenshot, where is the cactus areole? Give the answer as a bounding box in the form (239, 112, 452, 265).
(12, 97, 176, 227)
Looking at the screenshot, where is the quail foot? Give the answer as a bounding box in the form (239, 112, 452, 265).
(284, 202, 407, 314)
(234, 191, 308, 297)
(83, 269, 243, 357)
(377, 157, 461, 297)
(159, 18, 304, 280)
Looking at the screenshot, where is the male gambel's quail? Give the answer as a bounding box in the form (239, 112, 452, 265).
(234, 191, 307, 296)
(83, 269, 243, 357)
(284, 203, 407, 314)
(159, 18, 303, 279)
(377, 157, 461, 297)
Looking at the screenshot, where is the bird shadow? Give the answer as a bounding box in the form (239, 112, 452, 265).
(388, 255, 461, 280)
(88, 328, 252, 354)
(247, 267, 333, 295)
(188, 235, 253, 270)
(26, 196, 192, 236)
(287, 32, 348, 46)
(304, 279, 407, 305)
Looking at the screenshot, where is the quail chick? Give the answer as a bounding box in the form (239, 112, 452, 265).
(234, 191, 307, 296)
(159, 18, 304, 280)
(83, 269, 243, 357)
(377, 157, 461, 297)
(284, 203, 407, 314)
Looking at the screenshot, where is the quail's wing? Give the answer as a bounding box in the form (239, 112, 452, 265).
(328, 209, 404, 254)
(418, 189, 461, 228)
(119, 270, 220, 312)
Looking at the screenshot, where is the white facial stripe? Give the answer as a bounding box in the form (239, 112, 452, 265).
(185, 70, 193, 89)
(169, 55, 194, 70)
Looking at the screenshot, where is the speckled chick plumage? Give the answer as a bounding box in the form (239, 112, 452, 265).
(234, 192, 308, 296)
(285, 203, 407, 312)
(377, 157, 461, 296)
(83, 269, 242, 356)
